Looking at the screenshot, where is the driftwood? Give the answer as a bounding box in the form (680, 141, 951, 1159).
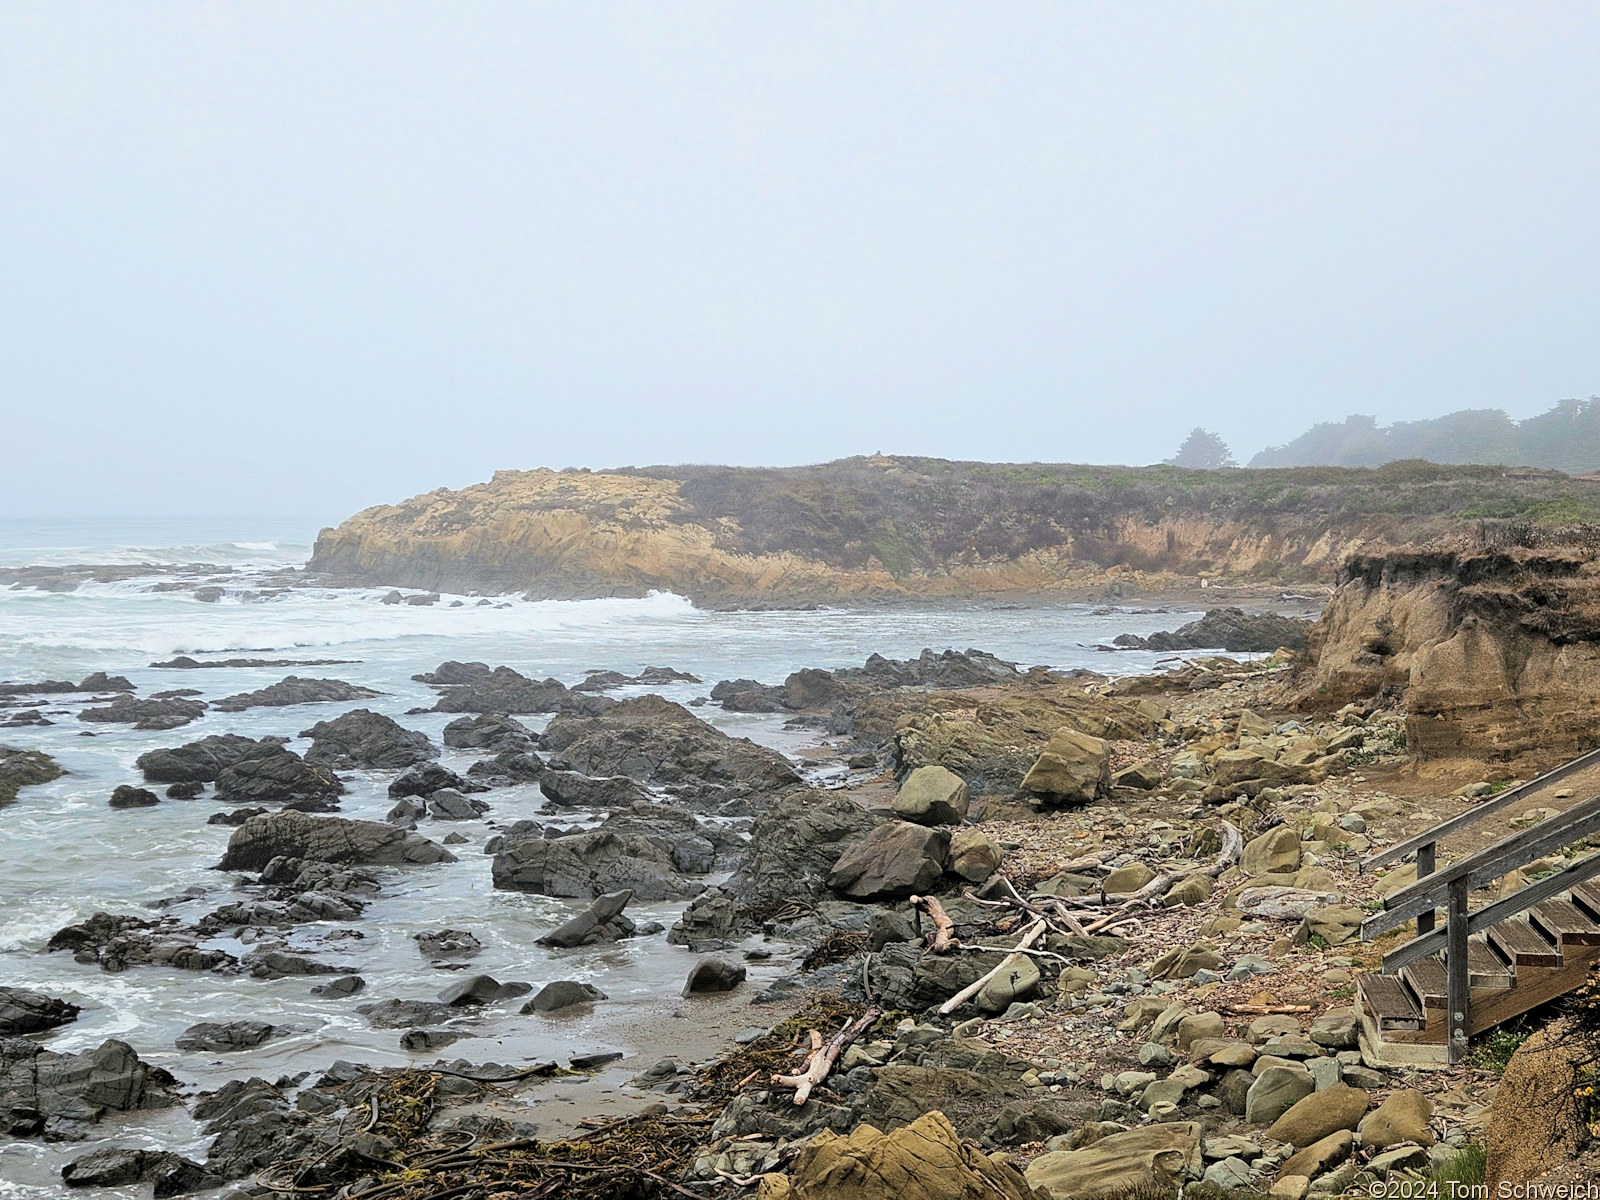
(938, 918, 1048, 1015)
(1079, 822, 1244, 934)
(1225, 1003, 1314, 1015)
(771, 1007, 882, 1105)
(910, 894, 959, 953)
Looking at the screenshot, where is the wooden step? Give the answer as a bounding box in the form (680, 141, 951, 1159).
(1467, 934, 1514, 988)
(1360, 973, 1424, 1030)
(1401, 956, 1448, 1010)
(1488, 916, 1563, 968)
(1568, 880, 1600, 923)
(1530, 898, 1600, 947)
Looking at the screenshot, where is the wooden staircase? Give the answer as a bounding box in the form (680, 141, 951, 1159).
(1358, 746, 1600, 1063)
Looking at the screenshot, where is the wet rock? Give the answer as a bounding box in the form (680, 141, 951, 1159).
(783, 667, 844, 710)
(683, 958, 746, 995)
(109, 784, 160, 808)
(175, 1021, 285, 1052)
(165, 781, 203, 799)
(0, 987, 80, 1035)
(710, 678, 786, 711)
(389, 762, 488, 799)
(537, 890, 637, 948)
(438, 974, 530, 1006)
(386, 796, 424, 825)
(414, 661, 493, 685)
(356, 998, 454, 1028)
(136, 735, 285, 783)
(299, 709, 437, 769)
(491, 829, 701, 901)
(576, 666, 700, 691)
(79, 695, 207, 731)
(442, 713, 537, 752)
(218, 810, 457, 871)
(427, 665, 614, 716)
(213, 677, 380, 712)
(828, 821, 950, 901)
(1019, 728, 1111, 806)
(0, 1038, 176, 1138)
(725, 790, 879, 907)
(667, 888, 741, 948)
(400, 1028, 466, 1051)
(61, 1147, 218, 1195)
(214, 747, 346, 809)
(524, 980, 607, 1012)
(465, 748, 546, 785)
(891, 765, 970, 826)
(414, 928, 482, 959)
(428, 789, 491, 820)
(0, 746, 64, 806)
(1120, 608, 1311, 653)
(243, 950, 349, 979)
(310, 975, 366, 997)
(541, 695, 800, 809)
(539, 769, 654, 809)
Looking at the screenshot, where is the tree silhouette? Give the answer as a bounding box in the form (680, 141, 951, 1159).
(1167, 428, 1236, 469)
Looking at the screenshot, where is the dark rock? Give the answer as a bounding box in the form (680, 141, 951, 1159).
(214, 747, 346, 809)
(414, 661, 493, 685)
(62, 1147, 145, 1186)
(443, 831, 469, 844)
(243, 951, 349, 979)
(985, 1101, 1075, 1146)
(537, 890, 638, 948)
(175, 1020, 284, 1051)
(443, 713, 537, 752)
(356, 998, 454, 1028)
(136, 734, 284, 783)
(575, 666, 701, 691)
(299, 709, 437, 769)
(310, 975, 366, 997)
(710, 679, 786, 711)
(150, 655, 354, 669)
(415, 929, 482, 959)
(0, 986, 80, 1035)
(45, 911, 238, 975)
(386, 796, 424, 825)
(165, 780, 204, 799)
(428, 665, 614, 716)
(1117, 607, 1312, 653)
(683, 958, 746, 995)
(491, 829, 702, 901)
(399, 1028, 466, 1051)
(524, 980, 607, 1012)
(208, 806, 267, 826)
(218, 810, 456, 871)
(427, 788, 491, 820)
(109, 784, 160, 808)
(841, 648, 1022, 690)
(0, 746, 64, 805)
(78, 695, 207, 730)
(438, 974, 530, 1006)
(1, 709, 52, 727)
(596, 803, 744, 874)
(783, 668, 845, 710)
(539, 770, 654, 809)
(668, 889, 742, 948)
(210, 676, 379, 712)
(570, 1051, 624, 1070)
(827, 821, 950, 900)
(0, 1038, 176, 1137)
(465, 748, 546, 785)
(388, 762, 489, 799)
(725, 790, 880, 907)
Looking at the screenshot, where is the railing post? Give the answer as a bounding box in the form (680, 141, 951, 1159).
(1447, 876, 1469, 1064)
(1416, 842, 1436, 936)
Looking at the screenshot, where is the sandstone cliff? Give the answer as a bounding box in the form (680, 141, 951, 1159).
(308, 457, 1600, 606)
(1301, 543, 1600, 759)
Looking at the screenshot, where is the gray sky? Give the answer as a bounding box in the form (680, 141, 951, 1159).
(3, 4, 1597, 522)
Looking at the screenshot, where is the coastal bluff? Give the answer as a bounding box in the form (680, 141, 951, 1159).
(307, 456, 1595, 606)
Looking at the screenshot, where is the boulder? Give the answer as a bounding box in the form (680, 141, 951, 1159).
(783, 668, 844, 711)
(891, 766, 970, 826)
(726, 791, 880, 907)
(0, 987, 80, 1035)
(0, 1038, 175, 1137)
(1300, 905, 1363, 945)
(977, 954, 1040, 1014)
(1244, 1065, 1314, 1126)
(759, 1111, 1034, 1200)
(525, 980, 607, 1012)
(136, 734, 284, 783)
(214, 676, 380, 713)
(948, 828, 1002, 883)
(1240, 826, 1302, 877)
(217, 811, 456, 871)
(427, 789, 491, 820)
(442, 713, 536, 752)
(1265, 1083, 1370, 1148)
(1277, 1129, 1352, 1182)
(684, 958, 746, 995)
(537, 890, 638, 948)
(1358, 1088, 1433, 1150)
(1236, 886, 1341, 920)
(109, 784, 160, 808)
(668, 888, 742, 948)
(414, 929, 482, 959)
(175, 1021, 283, 1052)
(214, 748, 346, 809)
(78, 695, 207, 731)
(1102, 864, 1156, 894)
(466, 748, 546, 785)
(1308, 1008, 1360, 1051)
(1019, 728, 1111, 805)
(491, 829, 701, 901)
(438, 974, 529, 1006)
(828, 822, 950, 901)
(299, 709, 437, 769)
(1025, 1121, 1201, 1200)
(539, 770, 654, 809)
(428, 665, 613, 717)
(388, 762, 488, 799)
(61, 1148, 217, 1195)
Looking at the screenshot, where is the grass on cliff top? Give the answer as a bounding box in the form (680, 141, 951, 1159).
(602, 456, 1600, 575)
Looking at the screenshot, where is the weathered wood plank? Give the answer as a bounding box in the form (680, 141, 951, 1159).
(1360, 973, 1423, 1029)
(1487, 917, 1562, 969)
(1530, 898, 1600, 946)
(1467, 934, 1513, 988)
(1569, 879, 1600, 922)
(1402, 956, 1448, 1009)
(1364, 744, 1600, 872)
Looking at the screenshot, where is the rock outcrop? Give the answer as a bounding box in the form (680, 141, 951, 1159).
(300, 709, 438, 769)
(0, 746, 64, 805)
(217, 811, 456, 871)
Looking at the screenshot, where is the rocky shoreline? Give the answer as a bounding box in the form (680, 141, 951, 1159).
(0, 612, 1589, 1198)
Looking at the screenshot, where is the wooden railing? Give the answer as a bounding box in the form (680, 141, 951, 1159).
(1360, 767, 1600, 1062)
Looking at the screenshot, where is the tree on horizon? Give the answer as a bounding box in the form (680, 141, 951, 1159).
(1166, 427, 1237, 469)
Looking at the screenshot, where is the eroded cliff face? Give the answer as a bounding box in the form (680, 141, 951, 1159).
(1301, 548, 1600, 759)
(308, 462, 1440, 605)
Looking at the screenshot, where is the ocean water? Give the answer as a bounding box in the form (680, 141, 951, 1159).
(0, 517, 1218, 1193)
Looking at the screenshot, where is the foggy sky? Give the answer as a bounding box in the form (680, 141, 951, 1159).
(3, 4, 1597, 521)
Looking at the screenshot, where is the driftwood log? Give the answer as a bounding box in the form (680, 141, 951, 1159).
(910, 894, 959, 953)
(771, 1007, 882, 1105)
(938, 918, 1048, 1015)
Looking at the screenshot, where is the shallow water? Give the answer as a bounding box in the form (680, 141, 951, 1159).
(0, 518, 1233, 1193)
